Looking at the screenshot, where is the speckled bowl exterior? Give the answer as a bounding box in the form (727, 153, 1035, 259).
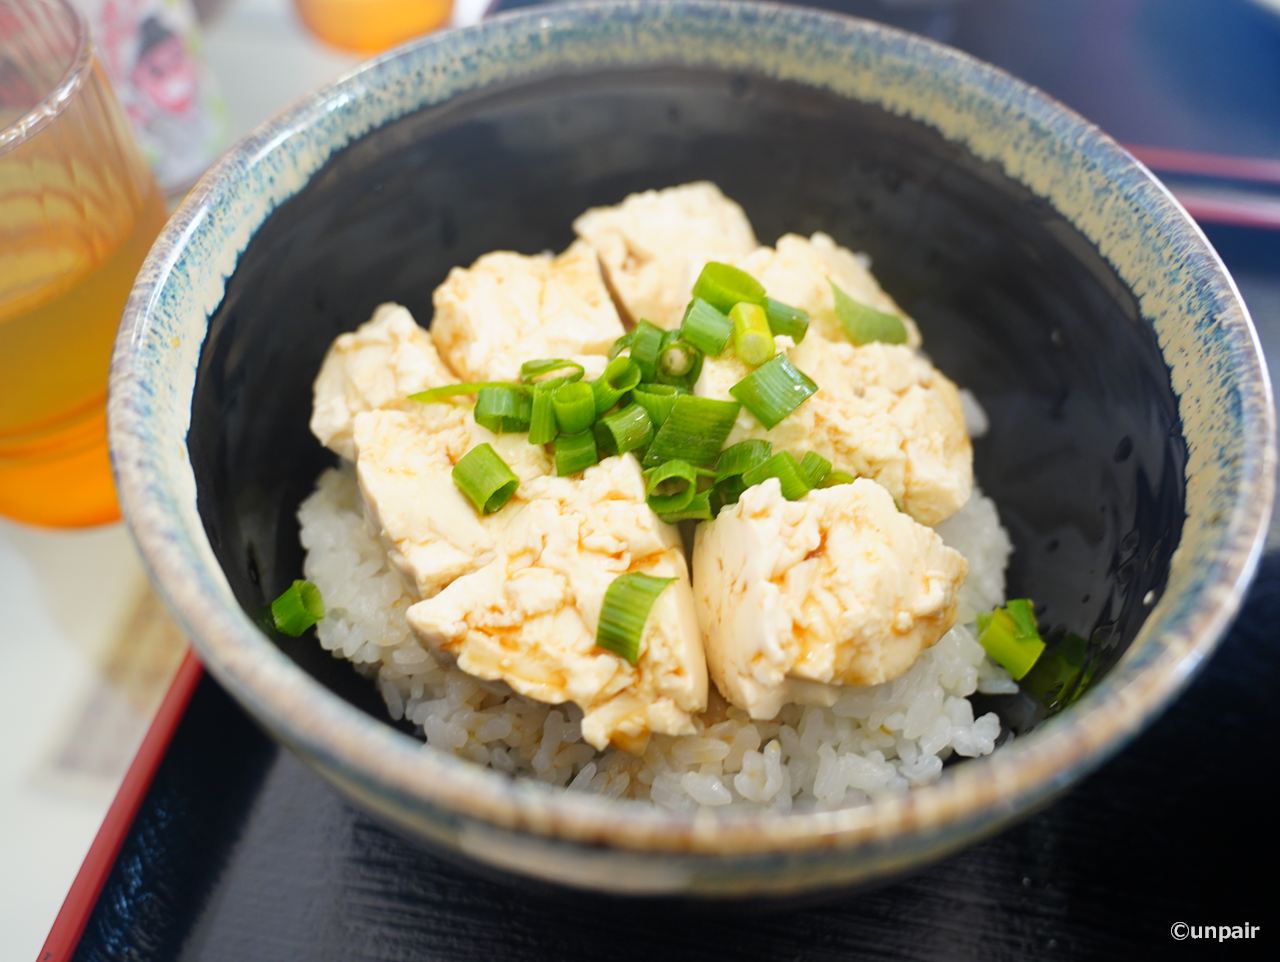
(110, 1, 1275, 896)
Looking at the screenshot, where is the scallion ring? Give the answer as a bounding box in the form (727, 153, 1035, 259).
(632, 383, 680, 428)
(680, 298, 733, 356)
(730, 302, 775, 368)
(643, 395, 741, 467)
(658, 338, 700, 379)
(819, 469, 857, 488)
(643, 459, 698, 515)
(551, 381, 597, 435)
(692, 261, 766, 314)
(655, 489, 714, 523)
(473, 385, 533, 433)
(453, 443, 519, 514)
(554, 430, 599, 476)
(520, 358, 585, 384)
(976, 599, 1046, 680)
(270, 579, 324, 637)
(595, 402, 654, 456)
(729, 354, 818, 429)
(527, 381, 560, 445)
(797, 451, 832, 488)
(628, 321, 666, 382)
(592, 355, 642, 414)
(596, 572, 675, 665)
(741, 451, 811, 501)
(714, 439, 773, 483)
(765, 297, 810, 343)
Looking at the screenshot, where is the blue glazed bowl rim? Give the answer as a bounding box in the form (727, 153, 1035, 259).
(110, 0, 1275, 858)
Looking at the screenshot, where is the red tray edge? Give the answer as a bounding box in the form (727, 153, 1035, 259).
(38, 650, 204, 962)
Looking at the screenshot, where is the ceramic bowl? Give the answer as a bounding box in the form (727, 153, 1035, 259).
(109, 1, 1275, 897)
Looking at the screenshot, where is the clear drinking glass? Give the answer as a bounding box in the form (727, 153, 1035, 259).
(0, 0, 167, 526)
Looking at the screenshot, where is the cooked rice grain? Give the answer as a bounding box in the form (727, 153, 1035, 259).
(299, 466, 1013, 810)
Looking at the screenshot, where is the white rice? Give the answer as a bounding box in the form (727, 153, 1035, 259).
(299, 467, 1015, 811)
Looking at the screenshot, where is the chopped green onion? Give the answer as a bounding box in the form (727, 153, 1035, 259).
(715, 439, 773, 482)
(797, 451, 832, 488)
(655, 489, 714, 523)
(1022, 631, 1092, 709)
(830, 280, 908, 345)
(592, 356, 642, 414)
(595, 402, 654, 456)
(596, 572, 675, 665)
(1004, 598, 1038, 638)
(765, 298, 810, 343)
(473, 385, 532, 433)
(654, 330, 704, 388)
(681, 298, 733, 355)
(976, 599, 1046, 680)
(410, 381, 514, 403)
(712, 439, 773, 508)
(527, 382, 559, 445)
(729, 354, 818, 428)
(730, 302, 775, 368)
(520, 358, 585, 384)
(453, 443, 519, 513)
(271, 579, 324, 637)
(608, 328, 636, 359)
(632, 383, 680, 428)
(658, 338, 700, 379)
(643, 395, 741, 467)
(628, 321, 666, 382)
(643, 459, 698, 516)
(554, 430, 599, 476)
(692, 262, 766, 314)
(820, 469, 857, 487)
(551, 381, 597, 435)
(741, 451, 811, 501)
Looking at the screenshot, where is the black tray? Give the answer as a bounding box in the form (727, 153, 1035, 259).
(44, 2, 1280, 949)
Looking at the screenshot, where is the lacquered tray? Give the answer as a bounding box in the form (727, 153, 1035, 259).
(42, 2, 1280, 953)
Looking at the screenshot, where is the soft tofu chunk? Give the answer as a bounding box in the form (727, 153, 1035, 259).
(692, 478, 967, 720)
(351, 405, 553, 599)
(430, 240, 624, 382)
(405, 456, 707, 752)
(573, 182, 758, 329)
(310, 303, 455, 460)
(736, 233, 921, 348)
(694, 337, 973, 526)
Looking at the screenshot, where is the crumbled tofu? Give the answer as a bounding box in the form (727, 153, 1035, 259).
(573, 182, 758, 329)
(430, 241, 625, 382)
(405, 456, 707, 752)
(736, 233, 921, 348)
(352, 405, 553, 599)
(310, 303, 455, 460)
(692, 478, 968, 720)
(694, 337, 973, 526)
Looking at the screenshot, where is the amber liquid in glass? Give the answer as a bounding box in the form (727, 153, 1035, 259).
(0, 58, 167, 527)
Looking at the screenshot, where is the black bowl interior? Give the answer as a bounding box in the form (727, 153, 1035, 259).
(189, 66, 1185, 738)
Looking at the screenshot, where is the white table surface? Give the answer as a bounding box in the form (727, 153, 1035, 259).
(0, 2, 487, 958)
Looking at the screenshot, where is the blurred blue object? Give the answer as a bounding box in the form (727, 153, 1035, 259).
(490, 0, 1280, 166)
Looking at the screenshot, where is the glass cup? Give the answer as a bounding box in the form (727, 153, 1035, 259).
(293, 0, 454, 55)
(0, 0, 167, 527)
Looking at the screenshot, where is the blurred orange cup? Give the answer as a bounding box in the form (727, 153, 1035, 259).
(293, 0, 455, 54)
